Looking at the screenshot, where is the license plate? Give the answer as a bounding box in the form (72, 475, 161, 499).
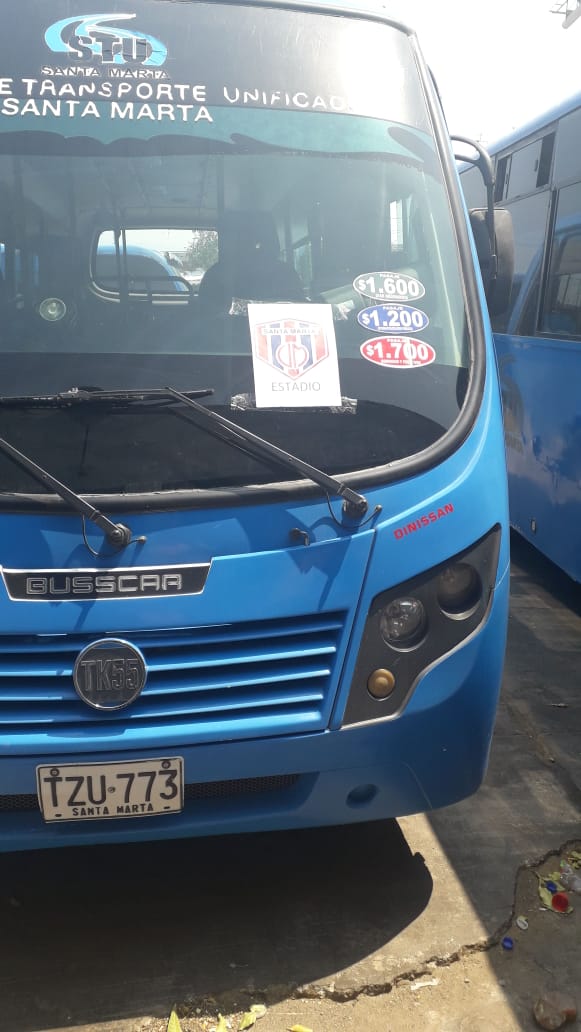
(36, 757, 184, 823)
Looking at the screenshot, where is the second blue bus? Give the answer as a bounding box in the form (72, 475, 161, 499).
(461, 93, 581, 582)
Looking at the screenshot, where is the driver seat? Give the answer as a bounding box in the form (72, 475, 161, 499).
(198, 211, 305, 315)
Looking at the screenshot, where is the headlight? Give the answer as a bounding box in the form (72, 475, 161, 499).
(437, 563, 481, 616)
(379, 597, 426, 648)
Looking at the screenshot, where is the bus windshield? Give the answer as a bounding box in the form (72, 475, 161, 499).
(0, 2, 471, 496)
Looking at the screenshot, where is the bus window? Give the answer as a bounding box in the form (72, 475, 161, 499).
(94, 229, 217, 298)
(494, 157, 510, 203)
(494, 192, 551, 334)
(503, 133, 555, 201)
(505, 139, 545, 199)
(541, 182, 581, 337)
(459, 165, 487, 209)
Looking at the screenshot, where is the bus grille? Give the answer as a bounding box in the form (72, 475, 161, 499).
(0, 612, 346, 753)
(0, 774, 301, 813)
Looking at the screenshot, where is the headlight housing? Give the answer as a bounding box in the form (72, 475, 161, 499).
(342, 526, 501, 726)
(437, 562, 482, 616)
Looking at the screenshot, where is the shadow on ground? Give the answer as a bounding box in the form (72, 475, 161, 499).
(0, 818, 431, 1031)
(426, 531, 581, 1026)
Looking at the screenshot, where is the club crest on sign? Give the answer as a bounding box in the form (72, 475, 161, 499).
(254, 319, 329, 379)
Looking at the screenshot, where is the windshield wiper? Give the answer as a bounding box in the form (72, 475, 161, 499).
(0, 386, 214, 408)
(0, 384, 369, 526)
(165, 386, 370, 520)
(0, 387, 214, 550)
(0, 434, 135, 550)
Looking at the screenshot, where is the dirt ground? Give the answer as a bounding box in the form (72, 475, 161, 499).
(66, 843, 580, 1032)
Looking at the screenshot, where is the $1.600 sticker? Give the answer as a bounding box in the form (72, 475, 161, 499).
(360, 336, 435, 369)
(353, 271, 425, 302)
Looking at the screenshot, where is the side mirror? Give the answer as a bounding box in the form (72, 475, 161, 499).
(452, 135, 515, 317)
(469, 208, 514, 317)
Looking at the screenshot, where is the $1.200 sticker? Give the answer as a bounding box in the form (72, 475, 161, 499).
(360, 336, 435, 369)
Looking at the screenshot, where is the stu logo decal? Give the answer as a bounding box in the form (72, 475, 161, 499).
(44, 13, 167, 67)
(255, 319, 329, 379)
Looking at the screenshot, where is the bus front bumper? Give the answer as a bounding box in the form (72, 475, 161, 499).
(0, 587, 507, 852)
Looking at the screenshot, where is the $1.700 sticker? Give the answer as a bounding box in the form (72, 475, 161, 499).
(360, 336, 435, 369)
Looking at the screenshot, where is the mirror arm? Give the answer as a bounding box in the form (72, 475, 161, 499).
(452, 135, 497, 272)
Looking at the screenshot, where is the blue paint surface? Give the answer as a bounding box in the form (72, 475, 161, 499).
(497, 330, 581, 582)
(0, 352, 510, 850)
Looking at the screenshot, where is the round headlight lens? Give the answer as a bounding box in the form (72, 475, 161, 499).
(38, 297, 67, 322)
(437, 562, 481, 616)
(379, 597, 426, 649)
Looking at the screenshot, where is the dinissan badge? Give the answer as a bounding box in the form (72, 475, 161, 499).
(248, 303, 341, 408)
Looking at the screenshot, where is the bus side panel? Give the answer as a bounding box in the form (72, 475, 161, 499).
(497, 331, 581, 582)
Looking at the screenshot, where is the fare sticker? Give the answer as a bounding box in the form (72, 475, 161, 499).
(361, 336, 436, 369)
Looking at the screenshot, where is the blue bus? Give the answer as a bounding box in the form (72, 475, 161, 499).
(0, 0, 511, 851)
(461, 93, 581, 582)
(95, 242, 190, 295)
